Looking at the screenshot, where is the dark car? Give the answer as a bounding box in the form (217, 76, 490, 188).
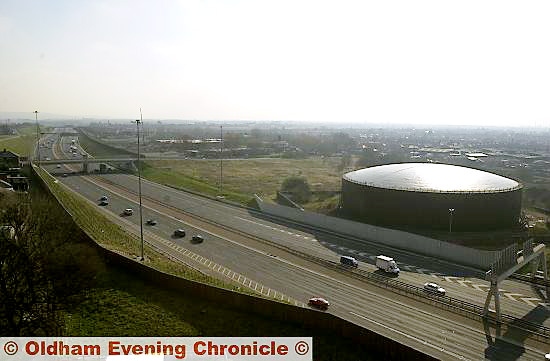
(308, 297, 330, 310)
(174, 229, 186, 237)
(191, 234, 204, 243)
(146, 219, 157, 226)
(99, 200, 109, 206)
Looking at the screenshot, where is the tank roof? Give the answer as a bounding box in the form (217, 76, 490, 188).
(343, 163, 521, 193)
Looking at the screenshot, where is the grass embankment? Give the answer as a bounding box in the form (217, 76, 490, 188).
(77, 130, 137, 158)
(141, 158, 343, 208)
(0, 125, 41, 156)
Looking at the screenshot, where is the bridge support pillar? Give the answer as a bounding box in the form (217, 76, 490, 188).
(82, 154, 88, 173)
(531, 251, 549, 298)
(484, 279, 501, 322)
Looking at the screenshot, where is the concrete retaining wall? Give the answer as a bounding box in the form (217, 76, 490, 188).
(256, 195, 500, 269)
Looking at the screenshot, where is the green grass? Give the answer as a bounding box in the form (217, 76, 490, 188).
(77, 130, 137, 158)
(75, 135, 344, 208)
(0, 125, 40, 156)
(141, 158, 343, 206)
(62, 262, 376, 361)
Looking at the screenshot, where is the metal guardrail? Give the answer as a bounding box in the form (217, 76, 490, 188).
(511, 273, 550, 288)
(73, 175, 550, 342)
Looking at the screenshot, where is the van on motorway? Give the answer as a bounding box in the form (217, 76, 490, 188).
(340, 255, 358, 267)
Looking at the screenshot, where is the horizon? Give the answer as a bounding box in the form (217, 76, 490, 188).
(1, 1, 549, 127)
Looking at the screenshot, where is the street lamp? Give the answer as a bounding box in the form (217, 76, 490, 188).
(219, 125, 223, 194)
(448, 208, 455, 233)
(34, 110, 40, 166)
(135, 114, 144, 261)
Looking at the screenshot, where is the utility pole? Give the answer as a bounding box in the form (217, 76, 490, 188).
(34, 110, 40, 166)
(220, 125, 223, 194)
(449, 208, 455, 233)
(136, 109, 144, 261)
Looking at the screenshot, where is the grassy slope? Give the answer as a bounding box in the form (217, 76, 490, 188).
(77, 130, 136, 158)
(141, 158, 343, 206)
(0, 125, 40, 156)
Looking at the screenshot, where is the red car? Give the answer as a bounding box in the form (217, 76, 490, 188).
(308, 297, 330, 310)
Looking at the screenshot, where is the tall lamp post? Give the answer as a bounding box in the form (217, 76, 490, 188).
(448, 208, 455, 233)
(219, 125, 223, 194)
(34, 110, 40, 166)
(135, 114, 144, 261)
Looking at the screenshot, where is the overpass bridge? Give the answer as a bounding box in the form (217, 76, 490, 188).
(40, 156, 189, 172)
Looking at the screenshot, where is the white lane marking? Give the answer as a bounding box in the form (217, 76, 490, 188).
(456, 280, 473, 287)
(349, 312, 468, 360)
(503, 293, 523, 301)
(236, 216, 313, 240)
(472, 284, 489, 292)
(520, 297, 542, 307)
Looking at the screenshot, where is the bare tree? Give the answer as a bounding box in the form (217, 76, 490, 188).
(0, 192, 103, 336)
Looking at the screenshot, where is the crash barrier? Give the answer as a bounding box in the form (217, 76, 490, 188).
(32, 166, 437, 361)
(255, 195, 500, 269)
(319, 258, 550, 343)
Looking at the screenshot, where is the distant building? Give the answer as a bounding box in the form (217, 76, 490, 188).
(0, 148, 20, 170)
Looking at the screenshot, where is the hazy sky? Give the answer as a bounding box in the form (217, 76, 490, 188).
(1, 1, 549, 126)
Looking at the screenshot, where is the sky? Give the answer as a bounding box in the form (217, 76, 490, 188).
(0, 0, 549, 126)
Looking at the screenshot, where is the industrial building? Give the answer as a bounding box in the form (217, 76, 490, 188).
(341, 163, 522, 231)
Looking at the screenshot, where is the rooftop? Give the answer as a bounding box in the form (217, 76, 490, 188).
(343, 163, 521, 193)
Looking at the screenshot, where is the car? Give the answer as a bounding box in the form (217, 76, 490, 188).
(308, 297, 330, 310)
(123, 208, 133, 216)
(174, 229, 186, 237)
(191, 234, 204, 243)
(100, 195, 108, 201)
(56, 164, 61, 168)
(45, 157, 51, 161)
(146, 219, 157, 226)
(423, 282, 446, 296)
(340, 255, 358, 267)
(62, 173, 68, 177)
(99, 200, 109, 206)
(545, 353, 550, 360)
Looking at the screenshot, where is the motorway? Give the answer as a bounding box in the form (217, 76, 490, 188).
(35, 131, 550, 360)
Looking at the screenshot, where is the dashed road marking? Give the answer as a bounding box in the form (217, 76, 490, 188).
(503, 293, 524, 301)
(521, 297, 542, 307)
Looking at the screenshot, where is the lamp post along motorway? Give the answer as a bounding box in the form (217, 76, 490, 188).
(448, 208, 455, 233)
(34, 110, 40, 166)
(136, 116, 144, 261)
(219, 125, 223, 194)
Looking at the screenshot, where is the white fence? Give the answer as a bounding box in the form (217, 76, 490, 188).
(255, 195, 501, 269)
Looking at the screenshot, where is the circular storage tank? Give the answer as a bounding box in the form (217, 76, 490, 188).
(341, 163, 523, 231)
